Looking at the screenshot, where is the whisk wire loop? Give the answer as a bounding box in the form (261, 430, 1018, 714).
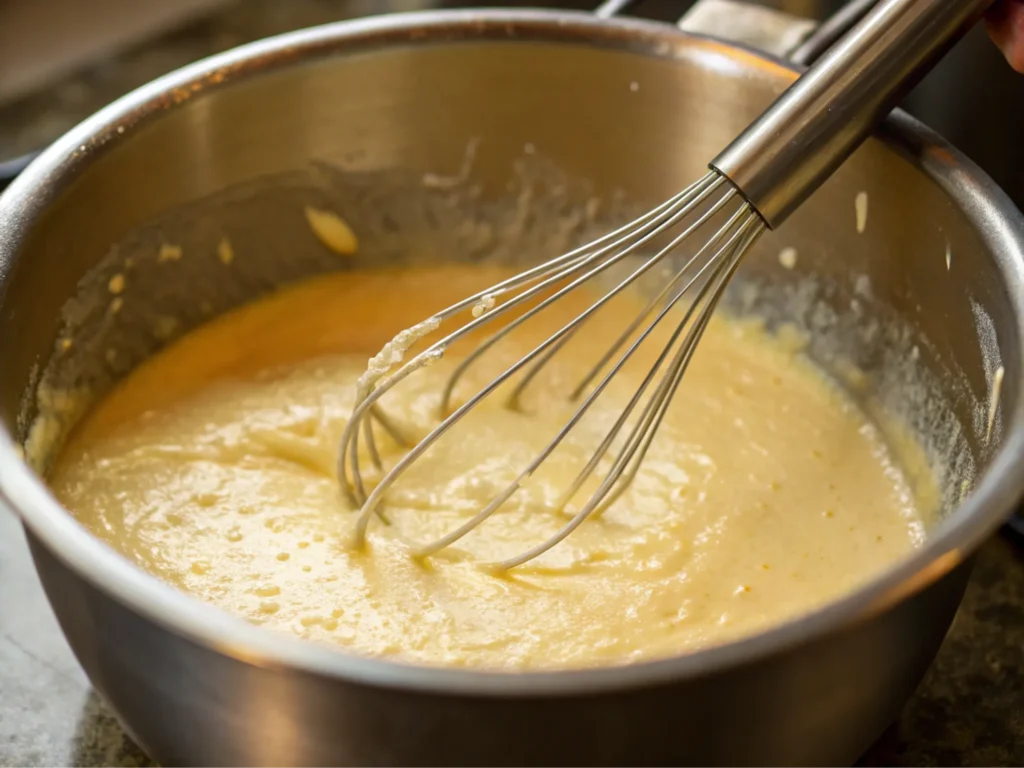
(414, 204, 758, 560)
(495, 220, 764, 569)
(340, 172, 766, 566)
(338, 175, 720, 507)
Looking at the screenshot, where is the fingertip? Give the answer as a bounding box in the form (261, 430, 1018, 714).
(987, 0, 1024, 73)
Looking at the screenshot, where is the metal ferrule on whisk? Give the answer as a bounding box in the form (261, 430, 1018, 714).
(712, 0, 993, 229)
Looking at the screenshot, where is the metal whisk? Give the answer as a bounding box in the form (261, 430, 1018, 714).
(339, 0, 991, 569)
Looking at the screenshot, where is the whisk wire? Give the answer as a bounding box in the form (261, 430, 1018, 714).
(551, 210, 759, 513)
(585, 225, 763, 519)
(350, 177, 732, 542)
(414, 204, 757, 559)
(339, 176, 722, 507)
(341, 173, 766, 566)
(439, 174, 726, 413)
(480, 180, 736, 412)
(494, 219, 764, 570)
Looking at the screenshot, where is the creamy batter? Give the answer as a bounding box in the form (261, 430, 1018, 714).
(49, 265, 932, 670)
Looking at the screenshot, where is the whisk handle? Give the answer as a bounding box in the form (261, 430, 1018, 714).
(710, 0, 993, 229)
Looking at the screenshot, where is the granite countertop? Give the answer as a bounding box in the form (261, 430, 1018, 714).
(1, 1, 1022, 765)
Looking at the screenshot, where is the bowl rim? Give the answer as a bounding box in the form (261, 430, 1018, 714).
(2, 8, 1024, 696)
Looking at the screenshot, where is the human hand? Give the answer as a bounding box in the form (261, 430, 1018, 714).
(987, 0, 1024, 72)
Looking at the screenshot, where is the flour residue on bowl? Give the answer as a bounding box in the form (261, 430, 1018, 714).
(217, 237, 235, 265)
(970, 297, 1005, 449)
(855, 191, 869, 234)
(158, 243, 183, 262)
(986, 365, 1004, 445)
(422, 137, 481, 190)
(778, 247, 798, 270)
(305, 207, 359, 256)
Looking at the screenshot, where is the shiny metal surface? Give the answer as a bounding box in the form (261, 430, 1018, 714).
(0, 9, 1023, 766)
(712, 0, 993, 227)
(679, 0, 818, 58)
(789, 0, 880, 66)
(799, 0, 1024, 210)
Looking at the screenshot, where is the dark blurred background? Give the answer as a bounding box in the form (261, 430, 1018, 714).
(1, 0, 1023, 208)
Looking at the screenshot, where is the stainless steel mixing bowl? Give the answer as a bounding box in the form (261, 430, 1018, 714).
(1, 9, 1023, 766)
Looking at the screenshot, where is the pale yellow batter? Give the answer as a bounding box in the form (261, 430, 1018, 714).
(49, 266, 932, 670)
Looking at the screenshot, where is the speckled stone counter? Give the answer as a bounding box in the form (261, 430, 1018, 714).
(1, 1, 1022, 765)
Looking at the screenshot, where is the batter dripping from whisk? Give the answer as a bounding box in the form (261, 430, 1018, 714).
(49, 265, 932, 669)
